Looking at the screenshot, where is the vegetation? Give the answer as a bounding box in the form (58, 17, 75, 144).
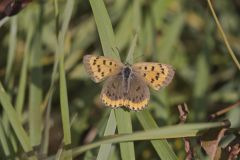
(0, 0, 239, 159)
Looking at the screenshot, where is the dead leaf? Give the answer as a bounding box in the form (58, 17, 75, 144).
(200, 128, 227, 160)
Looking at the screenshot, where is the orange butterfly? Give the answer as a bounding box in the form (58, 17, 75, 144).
(83, 55, 174, 111)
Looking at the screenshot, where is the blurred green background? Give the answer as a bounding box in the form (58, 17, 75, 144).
(0, 0, 239, 159)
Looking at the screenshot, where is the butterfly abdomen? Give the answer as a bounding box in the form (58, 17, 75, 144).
(122, 66, 133, 94)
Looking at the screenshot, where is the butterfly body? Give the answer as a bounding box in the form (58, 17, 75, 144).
(121, 66, 133, 94)
(83, 55, 174, 111)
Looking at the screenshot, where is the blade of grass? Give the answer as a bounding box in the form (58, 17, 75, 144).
(89, 0, 135, 159)
(136, 110, 178, 160)
(207, 0, 240, 70)
(29, 2, 44, 146)
(1, 114, 18, 157)
(89, 0, 119, 59)
(0, 17, 9, 28)
(2, 16, 19, 157)
(42, 1, 60, 154)
(71, 121, 226, 157)
(115, 5, 133, 52)
(96, 110, 116, 160)
(56, 0, 75, 159)
(193, 53, 209, 121)
(0, 83, 37, 160)
(15, 23, 33, 117)
(115, 109, 135, 160)
(151, 0, 174, 29)
(125, 33, 138, 64)
(156, 13, 185, 62)
(5, 16, 17, 84)
(0, 120, 11, 158)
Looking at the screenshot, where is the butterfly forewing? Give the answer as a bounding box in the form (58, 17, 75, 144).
(132, 62, 175, 90)
(83, 55, 123, 83)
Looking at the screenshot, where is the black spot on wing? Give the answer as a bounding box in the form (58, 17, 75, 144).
(151, 66, 155, 71)
(136, 86, 141, 91)
(101, 72, 105, 77)
(151, 78, 155, 83)
(93, 60, 96, 65)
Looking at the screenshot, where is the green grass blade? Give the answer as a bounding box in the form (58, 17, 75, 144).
(71, 121, 226, 157)
(5, 17, 17, 84)
(15, 24, 33, 117)
(125, 34, 138, 64)
(207, 0, 240, 70)
(115, 5, 133, 51)
(89, 0, 135, 159)
(0, 17, 9, 28)
(56, 0, 75, 159)
(157, 13, 185, 62)
(115, 109, 135, 160)
(136, 110, 178, 160)
(1, 114, 18, 156)
(151, 0, 174, 29)
(96, 110, 116, 160)
(193, 53, 209, 120)
(89, 0, 119, 59)
(0, 120, 11, 158)
(29, 4, 44, 146)
(0, 83, 37, 160)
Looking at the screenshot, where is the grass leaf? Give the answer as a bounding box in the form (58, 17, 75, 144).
(89, 1, 135, 159)
(136, 110, 178, 160)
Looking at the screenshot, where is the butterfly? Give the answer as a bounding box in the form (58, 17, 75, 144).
(83, 55, 175, 111)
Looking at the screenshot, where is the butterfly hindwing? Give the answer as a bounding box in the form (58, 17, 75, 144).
(132, 62, 175, 90)
(100, 75, 124, 108)
(123, 74, 150, 110)
(100, 74, 150, 111)
(83, 55, 123, 83)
